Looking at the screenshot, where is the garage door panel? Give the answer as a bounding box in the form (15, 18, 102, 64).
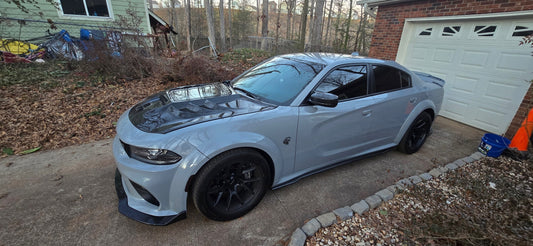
(460, 50, 490, 68)
(411, 46, 430, 61)
(473, 106, 507, 130)
(399, 16, 533, 134)
(433, 48, 455, 64)
(451, 75, 478, 94)
(441, 97, 469, 119)
(496, 52, 533, 73)
(483, 80, 522, 104)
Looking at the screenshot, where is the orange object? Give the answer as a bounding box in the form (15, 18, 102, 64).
(509, 108, 533, 151)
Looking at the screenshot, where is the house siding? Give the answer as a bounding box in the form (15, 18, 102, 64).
(0, 0, 150, 41)
(368, 0, 533, 138)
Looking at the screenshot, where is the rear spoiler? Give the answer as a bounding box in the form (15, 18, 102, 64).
(413, 71, 445, 87)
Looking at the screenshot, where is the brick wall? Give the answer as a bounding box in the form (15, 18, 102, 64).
(368, 0, 533, 60)
(506, 83, 533, 138)
(368, 0, 533, 137)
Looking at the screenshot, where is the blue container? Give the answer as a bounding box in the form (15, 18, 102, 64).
(478, 133, 510, 158)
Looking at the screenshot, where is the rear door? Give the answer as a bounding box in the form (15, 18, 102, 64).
(366, 65, 420, 145)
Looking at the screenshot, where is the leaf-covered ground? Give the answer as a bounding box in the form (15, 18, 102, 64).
(306, 154, 533, 245)
(1, 50, 270, 157)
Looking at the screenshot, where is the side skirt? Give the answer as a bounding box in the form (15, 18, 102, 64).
(271, 147, 395, 190)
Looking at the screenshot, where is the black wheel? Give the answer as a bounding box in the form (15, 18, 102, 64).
(398, 112, 432, 154)
(191, 149, 271, 221)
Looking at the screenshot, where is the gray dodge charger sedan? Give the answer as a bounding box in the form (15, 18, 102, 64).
(113, 53, 444, 225)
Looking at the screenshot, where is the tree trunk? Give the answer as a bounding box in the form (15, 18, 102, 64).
(307, 0, 316, 48)
(324, 0, 333, 46)
(204, 0, 217, 56)
(261, 0, 268, 50)
(292, 6, 297, 39)
(219, 0, 226, 52)
(343, 0, 353, 52)
(360, 11, 367, 54)
(333, 0, 343, 49)
(228, 0, 232, 48)
(256, 0, 260, 36)
(299, 0, 309, 51)
(275, 0, 281, 53)
(185, 0, 192, 51)
(286, 0, 295, 40)
(354, 9, 363, 52)
(310, 0, 325, 51)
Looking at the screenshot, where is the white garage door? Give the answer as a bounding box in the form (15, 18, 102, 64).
(397, 14, 533, 134)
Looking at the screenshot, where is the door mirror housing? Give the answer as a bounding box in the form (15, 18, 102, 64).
(308, 92, 338, 107)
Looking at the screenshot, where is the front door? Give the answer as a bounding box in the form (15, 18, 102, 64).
(294, 64, 376, 172)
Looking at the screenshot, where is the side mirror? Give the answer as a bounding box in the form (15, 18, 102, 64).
(308, 92, 338, 107)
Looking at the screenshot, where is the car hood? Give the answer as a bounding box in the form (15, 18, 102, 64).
(129, 82, 276, 134)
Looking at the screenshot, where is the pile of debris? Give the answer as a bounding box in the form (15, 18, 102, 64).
(0, 28, 121, 63)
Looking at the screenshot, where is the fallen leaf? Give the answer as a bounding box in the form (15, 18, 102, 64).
(20, 146, 41, 155)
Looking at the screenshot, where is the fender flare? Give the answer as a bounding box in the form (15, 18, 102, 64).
(188, 131, 283, 184)
(394, 99, 436, 143)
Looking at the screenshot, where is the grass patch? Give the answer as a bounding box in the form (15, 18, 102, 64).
(0, 60, 77, 87)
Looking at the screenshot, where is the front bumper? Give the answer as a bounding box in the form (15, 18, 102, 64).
(115, 169, 186, 225)
(112, 133, 208, 226)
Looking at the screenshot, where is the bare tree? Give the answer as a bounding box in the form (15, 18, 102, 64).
(324, 0, 334, 46)
(256, 0, 260, 35)
(299, 0, 309, 51)
(219, 0, 226, 52)
(310, 0, 325, 51)
(275, 0, 281, 52)
(285, 0, 296, 40)
(260, 0, 269, 50)
(204, 0, 217, 56)
(354, 9, 363, 52)
(308, 0, 316, 47)
(359, 10, 368, 53)
(185, 0, 192, 51)
(228, 0, 232, 48)
(343, 0, 353, 52)
(333, 0, 343, 47)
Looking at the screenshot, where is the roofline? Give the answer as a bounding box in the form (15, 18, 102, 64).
(358, 0, 420, 8)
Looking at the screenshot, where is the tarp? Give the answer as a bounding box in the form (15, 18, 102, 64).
(42, 30, 84, 61)
(0, 39, 43, 55)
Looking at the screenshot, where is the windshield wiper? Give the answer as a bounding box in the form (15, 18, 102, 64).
(233, 87, 258, 100)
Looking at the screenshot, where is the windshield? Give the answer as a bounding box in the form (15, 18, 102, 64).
(232, 57, 325, 105)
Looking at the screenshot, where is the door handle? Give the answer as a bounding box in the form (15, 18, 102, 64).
(362, 110, 372, 117)
(410, 97, 418, 103)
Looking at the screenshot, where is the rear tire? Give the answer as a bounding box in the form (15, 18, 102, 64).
(398, 112, 432, 154)
(191, 149, 270, 221)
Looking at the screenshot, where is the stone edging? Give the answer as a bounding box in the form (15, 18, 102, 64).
(287, 151, 486, 246)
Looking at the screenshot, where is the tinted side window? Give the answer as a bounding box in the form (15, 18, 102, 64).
(372, 65, 411, 93)
(316, 65, 368, 100)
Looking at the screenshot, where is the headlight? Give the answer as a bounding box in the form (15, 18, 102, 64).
(122, 142, 182, 165)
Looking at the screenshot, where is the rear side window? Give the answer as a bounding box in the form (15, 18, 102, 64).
(315, 65, 368, 100)
(371, 65, 411, 93)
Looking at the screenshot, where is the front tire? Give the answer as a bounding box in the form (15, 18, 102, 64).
(398, 112, 432, 154)
(191, 149, 271, 221)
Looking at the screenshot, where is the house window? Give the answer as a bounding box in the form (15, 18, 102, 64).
(512, 25, 533, 37)
(442, 26, 461, 37)
(474, 25, 497, 37)
(60, 0, 110, 17)
(419, 28, 432, 36)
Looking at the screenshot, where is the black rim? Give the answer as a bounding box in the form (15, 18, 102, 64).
(407, 117, 430, 150)
(206, 161, 263, 213)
